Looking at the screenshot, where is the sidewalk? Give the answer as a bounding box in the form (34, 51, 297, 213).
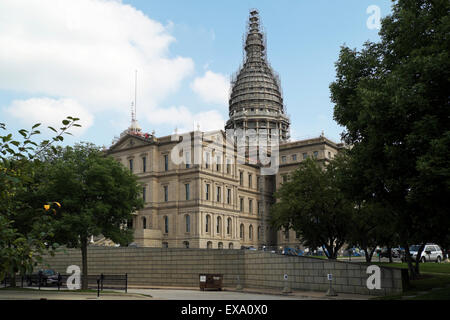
(0, 285, 373, 300)
(0, 288, 153, 300)
(126, 285, 372, 300)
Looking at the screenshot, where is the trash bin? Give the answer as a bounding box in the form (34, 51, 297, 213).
(199, 274, 223, 291)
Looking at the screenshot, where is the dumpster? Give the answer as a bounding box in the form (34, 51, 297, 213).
(199, 274, 223, 291)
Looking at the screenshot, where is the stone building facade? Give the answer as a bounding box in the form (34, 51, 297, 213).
(107, 10, 343, 249)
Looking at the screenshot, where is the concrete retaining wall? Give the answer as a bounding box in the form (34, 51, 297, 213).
(40, 247, 403, 296)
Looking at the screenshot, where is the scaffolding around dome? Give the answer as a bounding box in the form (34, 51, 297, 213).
(226, 9, 290, 141)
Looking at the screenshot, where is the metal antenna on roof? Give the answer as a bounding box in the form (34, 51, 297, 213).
(134, 69, 137, 120)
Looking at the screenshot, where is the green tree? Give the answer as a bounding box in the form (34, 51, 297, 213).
(330, 0, 450, 278)
(40, 143, 143, 289)
(270, 158, 353, 259)
(334, 152, 398, 263)
(0, 117, 81, 284)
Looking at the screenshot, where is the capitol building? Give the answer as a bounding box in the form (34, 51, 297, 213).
(107, 10, 343, 250)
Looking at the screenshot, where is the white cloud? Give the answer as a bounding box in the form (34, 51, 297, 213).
(5, 98, 94, 135)
(0, 0, 194, 127)
(145, 105, 225, 133)
(190, 71, 230, 106)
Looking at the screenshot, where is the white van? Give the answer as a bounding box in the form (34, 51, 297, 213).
(410, 244, 443, 263)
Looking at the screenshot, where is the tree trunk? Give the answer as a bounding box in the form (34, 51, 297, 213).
(9, 272, 16, 288)
(81, 238, 88, 290)
(414, 243, 426, 276)
(324, 244, 337, 259)
(364, 247, 376, 263)
(388, 247, 393, 263)
(403, 243, 418, 280)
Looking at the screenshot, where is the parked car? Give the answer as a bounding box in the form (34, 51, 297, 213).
(406, 244, 443, 263)
(380, 247, 402, 258)
(26, 269, 61, 287)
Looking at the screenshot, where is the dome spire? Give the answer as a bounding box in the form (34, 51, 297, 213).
(245, 9, 265, 61)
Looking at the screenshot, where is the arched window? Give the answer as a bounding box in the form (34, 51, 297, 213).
(218, 242, 223, 249)
(227, 218, 232, 235)
(183, 241, 189, 248)
(206, 215, 211, 233)
(229, 243, 234, 249)
(164, 216, 169, 234)
(249, 225, 253, 240)
(240, 224, 244, 239)
(207, 241, 212, 249)
(216, 217, 221, 234)
(142, 217, 147, 230)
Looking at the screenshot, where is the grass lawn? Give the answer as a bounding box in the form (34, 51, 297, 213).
(372, 262, 450, 300)
(374, 262, 450, 275)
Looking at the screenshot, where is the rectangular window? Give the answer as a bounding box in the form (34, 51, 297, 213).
(205, 152, 210, 169)
(328, 151, 331, 158)
(292, 154, 297, 161)
(164, 155, 168, 171)
(129, 159, 133, 172)
(142, 186, 146, 202)
(313, 151, 319, 158)
(206, 184, 210, 200)
(185, 215, 190, 233)
(226, 159, 231, 174)
(142, 157, 146, 172)
(281, 156, 286, 163)
(240, 198, 244, 212)
(185, 183, 190, 200)
(257, 176, 261, 191)
(249, 199, 253, 214)
(239, 172, 243, 186)
(164, 186, 168, 202)
(248, 174, 252, 188)
(164, 217, 169, 234)
(257, 201, 261, 215)
(217, 186, 221, 202)
(216, 156, 221, 172)
(185, 151, 190, 169)
(227, 189, 231, 204)
(302, 153, 308, 160)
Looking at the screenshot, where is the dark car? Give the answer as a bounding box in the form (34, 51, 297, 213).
(26, 269, 61, 287)
(379, 248, 402, 258)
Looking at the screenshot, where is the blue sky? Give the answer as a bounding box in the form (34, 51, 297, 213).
(0, 0, 393, 147)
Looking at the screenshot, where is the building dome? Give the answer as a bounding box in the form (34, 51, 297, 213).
(226, 9, 290, 141)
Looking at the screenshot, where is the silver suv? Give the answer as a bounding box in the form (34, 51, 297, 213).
(410, 244, 443, 263)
